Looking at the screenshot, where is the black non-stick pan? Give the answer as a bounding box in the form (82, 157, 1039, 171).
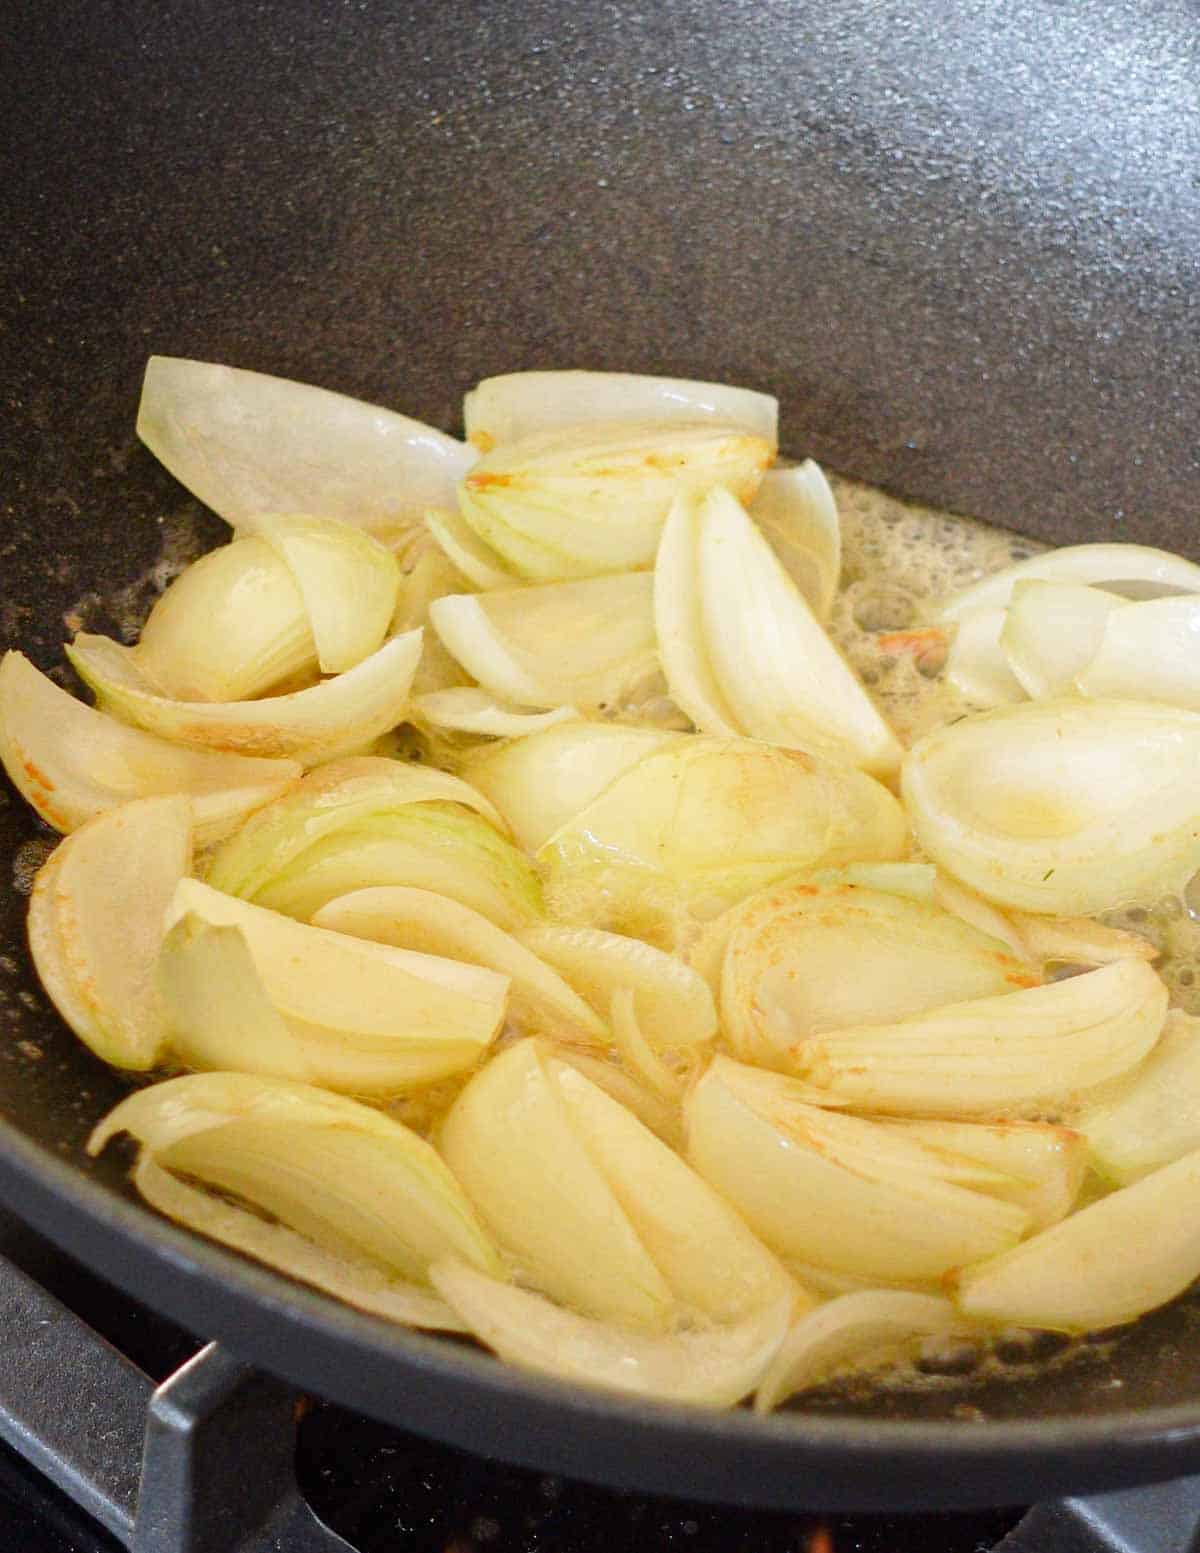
(4, 0, 1200, 1517)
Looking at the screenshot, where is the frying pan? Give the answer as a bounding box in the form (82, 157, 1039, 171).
(4, 0, 1200, 1517)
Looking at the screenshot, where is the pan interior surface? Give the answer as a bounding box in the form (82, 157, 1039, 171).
(4, 0, 1200, 1509)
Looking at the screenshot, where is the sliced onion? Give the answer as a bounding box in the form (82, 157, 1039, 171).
(163, 879, 508, 1094)
(66, 628, 423, 766)
(883, 1119, 1087, 1231)
(239, 513, 400, 674)
(1083, 1011, 1200, 1184)
(462, 369, 778, 452)
(546, 1047, 684, 1149)
(944, 608, 1026, 708)
(414, 688, 579, 737)
(27, 795, 193, 1070)
(754, 1292, 972, 1412)
(90, 1070, 503, 1289)
(719, 878, 1037, 1069)
(902, 698, 1200, 915)
(437, 1039, 676, 1328)
(457, 420, 772, 581)
(933, 543, 1200, 623)
(695, 487, 903, 776)
(388, 545, 474, 699)
(607, 988, 689, 1102)
(424, 508, 517, 589)
(432, 1258, 793, 1408)
(516, 921, 717, 1047)
(430, 573, 656, 710)
(747, 461, 841, 621)
(1000, 581, 1122, 699)
(954, 1146, 1200, 1332)
(537, 736, 908, 929)
(1076, 596, 1200, 709)
(837, 862, 938, 902)
(133, 537, 316, 701)
(653, 492, 741, 738)
(932, 874, 1029, 960)
(463, 721, 679, 853)
(684, 1057, 1028, 1282)
(137, 356, 475, 542)
(311, 886, 606, 1041)
(796, 959, 1167, 1117)
(0, 651, 299, 843)
(1010, 912, 1158, 967)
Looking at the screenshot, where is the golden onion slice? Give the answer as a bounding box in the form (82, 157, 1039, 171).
(133, 536, 317, 701)
(27, 794, 193, 1070)
(747, 461, 841, 622)
(796, 959, 1167, 1117)
(66, 628, 423, 766)
(431, 1258, 793, 1408)
(1082, 1011, 1200, 1184)
(754, 1292, 976, 1412)
(462, 369, 778, 452)
(457, 419, 772, 581)
(933, 542, 1200, 623)
(429, 572, 657, 711)
(999, 581, 1122, 700)
(719, 877, 1037, 1069)
(137, 356, 475, 542)
(162, 879, 508, 1094)
(89, 1070, 503, 1323)
(955, 1146, 1200, 1332)
(684, 1057, 1029, 1282)
(902, 698, 1200, 914)
(0, 651, 299, 843)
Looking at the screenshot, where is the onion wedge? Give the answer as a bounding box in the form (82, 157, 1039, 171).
(944, 608, 1027, 708)
(954, 1146, 1200, 1332)
(413, 689, 579, 738)
(747, 461, 841, 622)
(462, 370, 778, 452)
(754, 1292, 975, 1412)
(66, 628, 423, 766)
(27, 795, 192, 1069)
(902, 698, 1200, 914)
(432, 1259, 793, 1408)
(424, 508, 517, 589)
(694, 488, 902, 776)
(0, 651, 299, 843)
(137, 357, 475, 541)
(1076, 595, 1200, 710)
(999, 581, 1122, 700)
(796, 959, 1167, 1117)
(933, 542, 1200, 623)
(653, 493, 741, 737)
(430, 573, 656, 710)
(685, 1057, 1029, 1282)
(1083, 1011, 1200, 1184)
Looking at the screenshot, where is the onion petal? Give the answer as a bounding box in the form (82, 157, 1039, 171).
(414, 688, 580, 738)
(933, 543, 1200, 623)
(747, 460, 841, 621)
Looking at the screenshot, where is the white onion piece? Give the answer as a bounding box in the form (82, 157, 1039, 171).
(457, 421, 772, 581)
(66, 629, 423, 766)
(955, 1146, 1200, 1332)
(902, 698, 1200, 914)
(1083, 1011, 1200, 1184)
(685, 1057, 1028, 1282)
(137, 357, 475, 540)
(696, 488, 903, 776)
(462, 369, 778, 452)
(133, 537, 316, 701)
(0, 652, 299, 843)
(430, 573, 656, 711)
(311, 886, 606, 1042)
(431, 1258, 793, 1408)
(424, 508, 517, 589)
(163, 879, 508, 1094)
(719, 879, 1036, 1069)
(1000, 581, 1122, 699)
(883, 1119, 1087, 1231)
(754, 1292, 972, 1412)
(944, 609, 1026, 708)
(607, 988, 688, 1101)
(547, 1048, 684, 1149)
(933, 543, 1200, 623)
(414, 688, 580, 738)
(838, 861, 938, 902)
(1076, 596, 1200, 709)
(797, 959, 1167, 1117)
(1010, 913, 1158, 967)
(653, 493, 741, 737)
(239, 514, 400, 674)
(136, 1158, 467, 1331)
(932, 874, 1029, 960)
(747, 461, 841, 621)
(27, 795, 193, 1070)
(463, 722, 679, 852)
(516, 922, 717, 1048)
